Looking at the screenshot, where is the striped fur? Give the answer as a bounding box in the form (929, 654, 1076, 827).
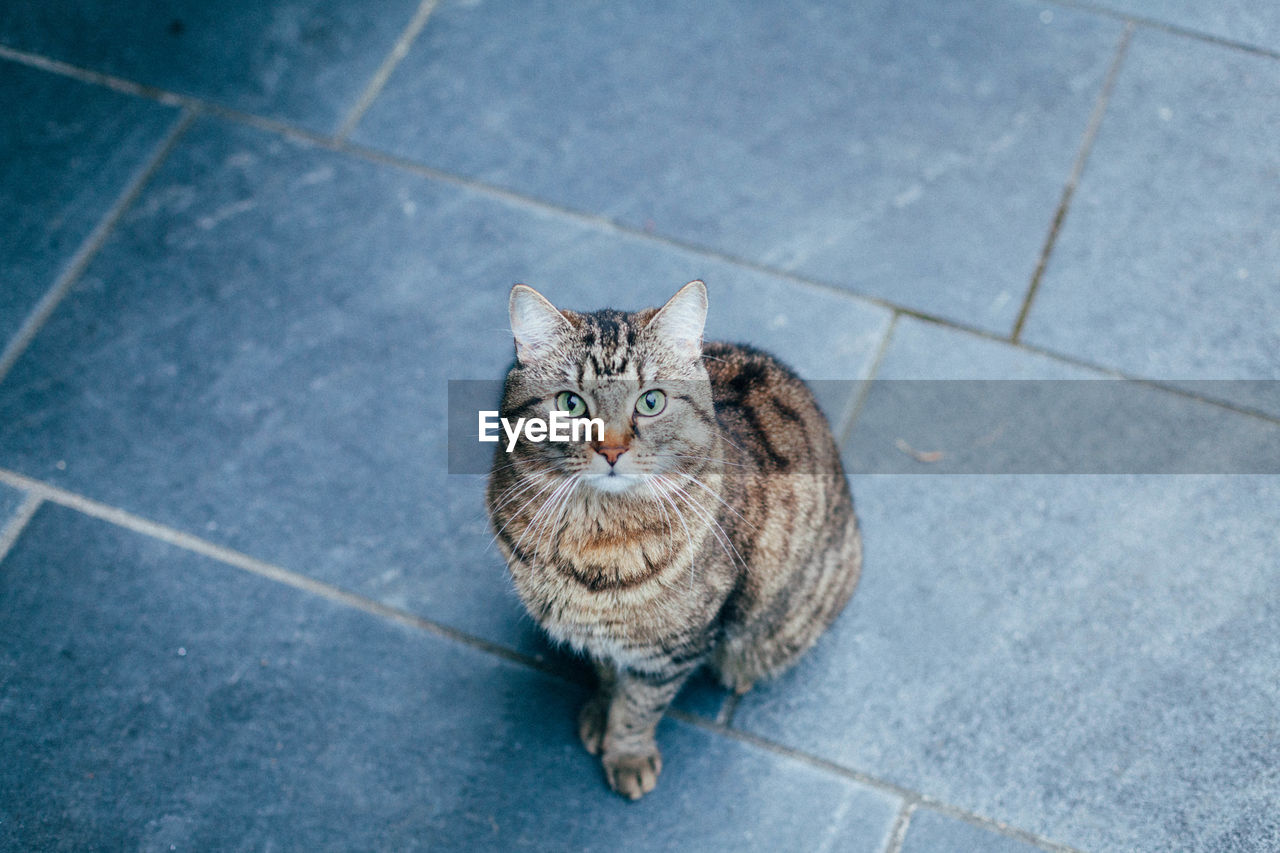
(487, 281, 861, 799)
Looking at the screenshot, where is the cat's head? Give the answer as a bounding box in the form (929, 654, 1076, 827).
(499, 281, 716, 495)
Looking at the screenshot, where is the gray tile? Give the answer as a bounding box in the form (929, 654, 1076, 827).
(846, 320, 1280, 475)
(0, 0, 421, 133)
(1023, 31, 1280, 415)
(0, 60, 179, 348)
(816, 792, 903, 853)
(1090, 0, 1280, 53)
(0, 503, 900, 851)
(354, 0, 1121, 332)
(743, 325, 1280, 849)
(0, 482, 24, 527)
(850, 377, 1280, 475)
(899, 810, 1045, 853)
(875, 319, 1098, 380)
(732, 472, 1280, 852)
(0, 116, 888, 660)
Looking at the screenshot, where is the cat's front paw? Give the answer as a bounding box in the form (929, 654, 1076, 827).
(602, 748, 663, 800)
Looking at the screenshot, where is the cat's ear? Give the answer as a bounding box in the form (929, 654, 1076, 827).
(509, 284, 571, 365)
(648, 280, 708, 359)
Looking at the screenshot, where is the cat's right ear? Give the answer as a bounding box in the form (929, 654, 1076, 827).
(509, 284, 571, 365)
(648, 280, 708, 360)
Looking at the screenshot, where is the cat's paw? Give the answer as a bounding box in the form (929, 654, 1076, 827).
(602, 748, 663, 800)
(577, 693, 608, 755)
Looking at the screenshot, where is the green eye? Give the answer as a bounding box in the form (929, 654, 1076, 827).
(556, 391, 587, 417)
(635, 389, 666, 416)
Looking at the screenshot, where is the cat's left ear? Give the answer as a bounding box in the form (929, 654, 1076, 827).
(648, 280, 708, 360)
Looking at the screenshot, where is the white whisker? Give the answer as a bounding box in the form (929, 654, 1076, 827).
(649, 476, 697, 591)
(679, 471, 755, 529)
(643, 478, 675, 538)
(654, 453, 751, 469)
(530, 473, 582, 560)
(486, 473, 559, 552)
(513, 474, 579, 559)
(488, 473, 543, 514)
(659, 474, 745, 571)
(501, 475, 564, 557)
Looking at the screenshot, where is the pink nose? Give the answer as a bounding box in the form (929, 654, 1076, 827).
(598, 445, 627, 465)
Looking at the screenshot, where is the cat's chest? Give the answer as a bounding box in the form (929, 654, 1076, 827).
(508, 522, 716, 662)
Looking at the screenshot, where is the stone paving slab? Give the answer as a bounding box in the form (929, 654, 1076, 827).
(845, 319, 1280, 476)
(734, 471, 1280, 853)
(0, 115, 888, 665)
(353, 0, 1120, 333)
(900, 810, 1045, 853)
(0, 0, 422, 133)
(0, 482, 24, 527)
(874, 318, 1096, 381)
(0, 503, 901, 852)
(1022, 30, 1280, 416)
(0, 60, 178, 347)
(735, 323, 1280, 852)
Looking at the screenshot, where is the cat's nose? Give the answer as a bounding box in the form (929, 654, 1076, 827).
(597, 445, 627, 466)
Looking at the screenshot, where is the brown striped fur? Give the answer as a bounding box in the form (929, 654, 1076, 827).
(486, 281, 861, 799)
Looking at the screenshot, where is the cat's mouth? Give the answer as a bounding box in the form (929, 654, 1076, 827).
(585, 470, 643, 494)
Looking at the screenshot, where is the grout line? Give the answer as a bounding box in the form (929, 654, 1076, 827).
(0, 107, 197, 385)
(0, 44, 336, 153)
(1106, 377, 1280, 426)
(330, 136, 904, 318)
(323, 142, 1280, 432)
(3, 37, 1274, 429)
(838, 312, 899, 447)
(899, 310, 1280, 427)
(908, 804, 1085, 853)
(1046, 0, 1280, 61)
(668, 711, 1086, 853)
(882, 800, 917, 853)
(0, 44, 189, 106)
(334, 0, 440, 141)
(0, 468, 560, 679)
(1, 463, 1084, 851)
(1010, 23, 1132, 343)
(0, 492, 44, 564)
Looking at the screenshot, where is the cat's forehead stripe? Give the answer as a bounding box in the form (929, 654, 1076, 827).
(579, 310, 643, 380)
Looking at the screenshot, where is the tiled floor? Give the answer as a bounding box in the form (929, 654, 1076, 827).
(1, 2, 1277, 851)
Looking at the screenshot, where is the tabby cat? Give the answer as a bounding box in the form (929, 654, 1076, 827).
(486, 281, 861, 799)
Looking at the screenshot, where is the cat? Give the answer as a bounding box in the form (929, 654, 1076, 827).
(486, 280, 862, 799)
